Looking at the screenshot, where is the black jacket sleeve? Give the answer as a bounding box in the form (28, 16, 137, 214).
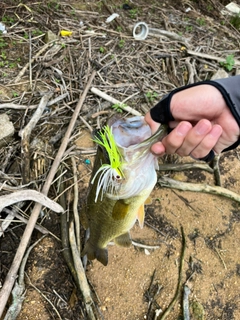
(150, 75, 240, 153)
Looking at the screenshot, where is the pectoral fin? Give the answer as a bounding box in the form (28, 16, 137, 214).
(112, 200, 130, 220)
(137, 204, 145, 229)
(114, 232, 132, 247)
(144, 196, 152, 205)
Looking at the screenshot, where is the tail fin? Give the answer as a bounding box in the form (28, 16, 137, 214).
(82, 241, 108, 266)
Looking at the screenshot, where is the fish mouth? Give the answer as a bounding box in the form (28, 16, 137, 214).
(111, 115, 167, 150)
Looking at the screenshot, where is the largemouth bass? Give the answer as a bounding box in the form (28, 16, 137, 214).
(82, 116, 167, 266)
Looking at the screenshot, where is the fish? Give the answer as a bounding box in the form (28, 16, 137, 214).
(81, 115, 167, 266)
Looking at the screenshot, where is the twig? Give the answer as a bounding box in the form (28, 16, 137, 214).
(1, 207, 58, 240)
(80, 115, 93, 132)
(145, 269, 162, 319)
(91, 110, 109, 118)
(158, 162, 213, 173)
(187, 49, 240, 66)
(212, 154, 221, 186)
(29, 32, 32, 90)
(0, 71, 96, 319)
(91, 87, 142, 116)
(69, 221, 96, 320)
(1, 209, 48, 238)
(71, 157, 81, 253)
(59, 180, 79, 286)
(0, 103, 37, 110)
(132, 241, 160, 250)
(13, 41, 61, 83)
(0, 181, 36, 191)
(183, 285, 191, 320)
(19, 91, 53, 183)
(147, 28, 189, 45)
(0, 93, 68, 110)
(158, 176, 240, 203)
(159, 227, 186, 320)
(214, 247, 227, 269)
(0, 189, 64, 213)
(185, 57, 195, 84)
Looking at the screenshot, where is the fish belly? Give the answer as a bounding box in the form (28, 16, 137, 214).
(82, 191, 150, 266)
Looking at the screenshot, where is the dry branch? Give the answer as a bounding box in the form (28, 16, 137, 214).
(158, 176, 240, 203)
(159, 227, 186, 319)
(157, 162, 213, 173)
(69, 222, 96, 320)
(91, 87, 142, 116)
(187, 49, 240, 66)
(0, 189, 63, 213)
(0, 93, 69, 110)
(71, 157, 81, 253)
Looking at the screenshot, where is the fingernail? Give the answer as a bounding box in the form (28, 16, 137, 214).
(176, 122, 191, 136)
(196, 121, 210, 135)
(210, 125, 222, 137)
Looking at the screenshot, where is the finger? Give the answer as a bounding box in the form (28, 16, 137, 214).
(161, 121, 193, 154)
(176, 119, 212, 157)
(144, 112, 161, 133)
(151, 141, 166, 156)
(190, 125, 223, 159)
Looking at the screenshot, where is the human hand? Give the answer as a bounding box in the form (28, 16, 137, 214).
(145, 84, 240, 159)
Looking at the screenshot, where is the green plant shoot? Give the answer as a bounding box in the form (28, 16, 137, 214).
(220, 55, 235, 71)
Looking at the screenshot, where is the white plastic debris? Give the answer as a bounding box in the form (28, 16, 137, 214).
(225, 2, 240, 14)
(221, 2, 240, 15)
(133, 22, 149, 40)
(144, 249, 151, 255)
(106, 13, 119, 23)
(0, 22, 7, 34)
(185, 7, 191, 13)
(133, 21, 187, 44)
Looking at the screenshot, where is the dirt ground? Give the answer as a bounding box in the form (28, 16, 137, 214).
(1, 0, 240, 319)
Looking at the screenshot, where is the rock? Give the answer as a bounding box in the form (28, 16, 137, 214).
(0, 113, 14, 147)
(190, 300, 205, 320)
(235, 68, 240, 75)
(44, 30, 58, 43)
(211, 68, 229, 80)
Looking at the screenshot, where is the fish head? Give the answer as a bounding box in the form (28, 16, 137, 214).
(92, 115, 167, 201)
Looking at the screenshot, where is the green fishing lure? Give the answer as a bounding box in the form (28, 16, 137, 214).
(92, 125, 125, 201)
